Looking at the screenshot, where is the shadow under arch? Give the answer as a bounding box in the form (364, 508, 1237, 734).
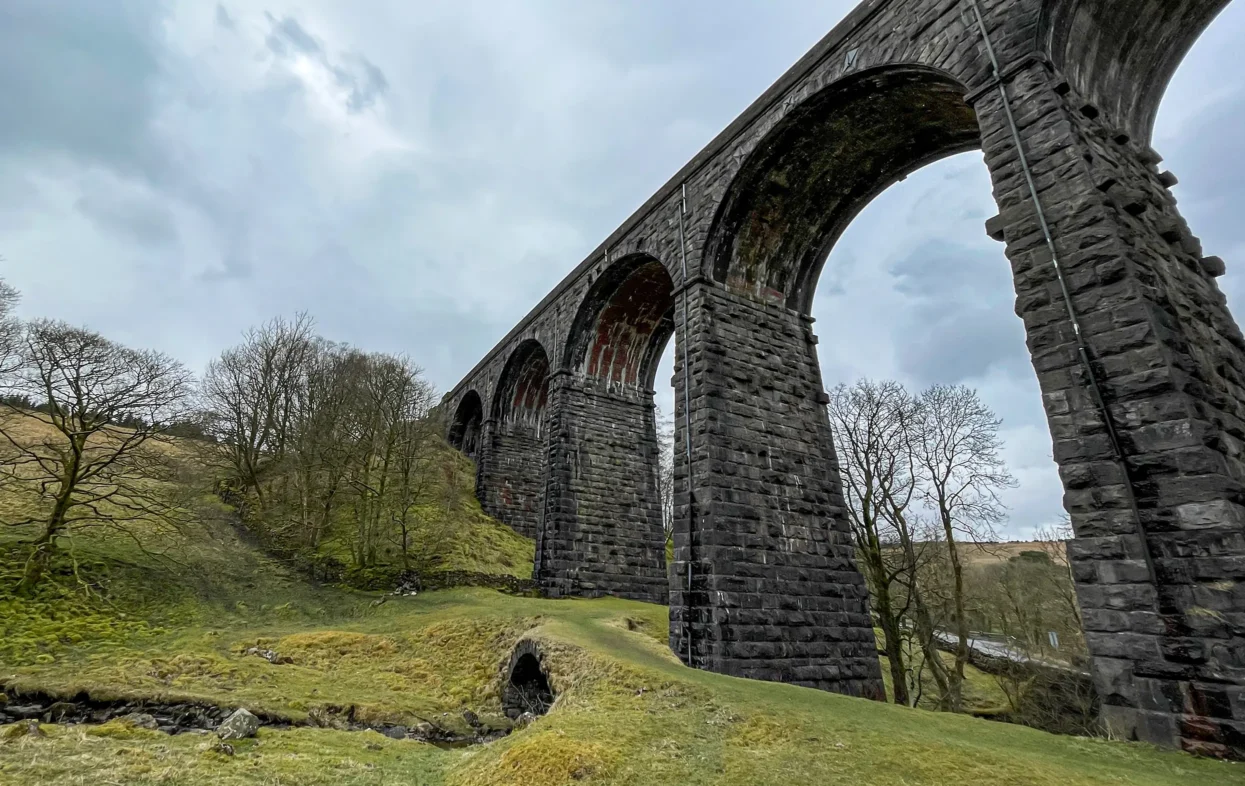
(482, 338, 552, 539)
(705, 64, 979, 314)
(447, 389, 484, 461)
(563, 253, 676, 392)
(1041, 0, 1232, 143)
(492, 338, 551, 433)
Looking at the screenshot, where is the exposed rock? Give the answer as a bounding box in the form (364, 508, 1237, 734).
(118, 712, 160, 730)
(216, 708, 260, 740)
(412, 722, 438, 740)
(242, 646, 292, 665)
(0, 688, 509, 748)
(38, 702, 77, 723)
(461, 709, 480, 729)
(514, 711, 537, 729)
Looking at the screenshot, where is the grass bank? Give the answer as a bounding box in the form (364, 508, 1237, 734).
(0, 425, 1239, 784)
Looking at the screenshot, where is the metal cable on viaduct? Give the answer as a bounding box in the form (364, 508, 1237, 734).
(443, 0, 1243, 757)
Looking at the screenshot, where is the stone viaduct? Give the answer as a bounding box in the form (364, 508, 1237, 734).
(443, 0, 1243, 756)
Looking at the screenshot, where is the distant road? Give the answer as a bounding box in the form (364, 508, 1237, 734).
(933, 631, 1085, 674)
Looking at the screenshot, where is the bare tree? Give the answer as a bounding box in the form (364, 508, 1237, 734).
(0, 320, 195, 594)
(285, 339, 357, 550)
(828, 380, 920, 705)
(0, 278, 20, 375)
(200, 314, 316, 510)
(385, 372, 441, 572)
(912, 384, 1017, 711)
(345, 352, 436, 569)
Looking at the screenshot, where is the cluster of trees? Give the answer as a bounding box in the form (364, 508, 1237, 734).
(200, 315, 460, 577)
(826, 380, 1085, 718)
(0, 278, 462, 594)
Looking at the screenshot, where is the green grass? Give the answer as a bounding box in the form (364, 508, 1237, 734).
(878, 648, 1011, 715)
(0, 434, 1241, 784)
(304, 441, 535, 585)
(2, 585, 1240, 785)
(2, 575, 1241, 785)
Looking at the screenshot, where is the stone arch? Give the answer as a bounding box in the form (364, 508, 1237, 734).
(534, 255, 673, 602)
(493, 339, 552, 436)
(447, 389, 484, 461)
(563, 254, 675, 392)
(481, 339, 551, 539)
(1041, 0, 1231, 142)
(705, 64, 979, 314)
(500, 640, 555, 719)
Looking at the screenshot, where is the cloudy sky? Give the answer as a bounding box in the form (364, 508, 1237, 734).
(3, 2, 1243, 539)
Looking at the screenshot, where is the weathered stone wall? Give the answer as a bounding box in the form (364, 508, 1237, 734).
(480, 427, 544, 540)
(1041, 0, 1231, 141)
(443, 0, 1243, 755)
(976, 57, 1245, 756)
(538, 375, 667, 603)
(668, 280, 882, 696)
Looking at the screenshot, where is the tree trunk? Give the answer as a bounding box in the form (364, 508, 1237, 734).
(17, 485, 73, 595)
(874, 578, 910, 706)
(894, 515, 951, 705)
(939, 504, 968, 712)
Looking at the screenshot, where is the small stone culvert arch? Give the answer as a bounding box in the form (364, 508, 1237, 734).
(501, 640, 555, 720)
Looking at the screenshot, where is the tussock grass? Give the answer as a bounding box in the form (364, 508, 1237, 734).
(2, 585, 1241, 785)
(0, 427, 1241, 785)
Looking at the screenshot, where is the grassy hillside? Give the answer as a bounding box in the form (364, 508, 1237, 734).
(2, 585, 1239, 785)
(0, 421, 1240, 785)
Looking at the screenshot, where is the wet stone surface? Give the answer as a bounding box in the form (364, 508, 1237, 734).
(0, 687, 510, 747)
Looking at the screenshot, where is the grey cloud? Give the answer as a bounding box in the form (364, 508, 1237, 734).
(263, 13, 388, 114)
(335, 55, 390, 113)
(886, 239, 1025, 384)
(0, 0, 166, 176)
(215, 4, 235, 30)
(74, 190, 179, 248)
(889, 238, 1010, 297)
(198, 242, 253, 283)
(265, 13, 323, 57)
(895, 307, 1027, 385)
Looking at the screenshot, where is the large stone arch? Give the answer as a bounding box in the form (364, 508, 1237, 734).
(670, 64, 989, 703)
(492, 339, 551, 432)
(537, 255, 674, 603)
(447, 389, 484, 461)
(562, 254, 676, 389)
(705, 65, 979, 313)
(479, 339, 551, 539)
(1040, 0, 1232, 142)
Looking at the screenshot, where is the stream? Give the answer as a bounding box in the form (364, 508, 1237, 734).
(0, 687, 511, 748)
